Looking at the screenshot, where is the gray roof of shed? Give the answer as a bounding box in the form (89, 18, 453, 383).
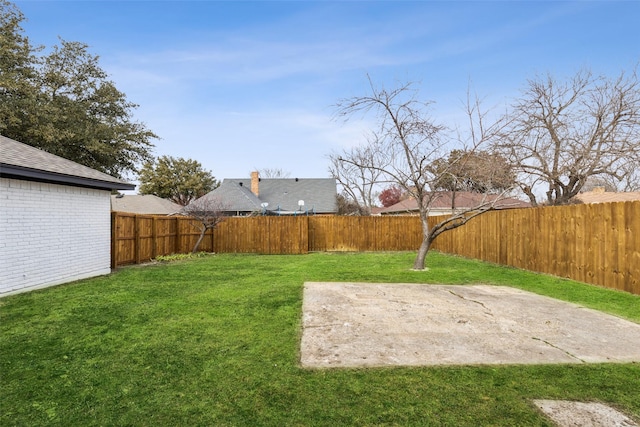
(0, 134, 135, 190)
(198, 177, 338, 214)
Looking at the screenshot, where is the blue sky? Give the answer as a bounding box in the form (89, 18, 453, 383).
(14, 1, 640, 186)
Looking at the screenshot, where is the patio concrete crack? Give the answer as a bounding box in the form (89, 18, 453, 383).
(532, 337, 586, 363)
(447, 290, 493, 315)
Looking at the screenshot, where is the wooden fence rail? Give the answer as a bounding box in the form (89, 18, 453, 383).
(111, 201, 640, 295)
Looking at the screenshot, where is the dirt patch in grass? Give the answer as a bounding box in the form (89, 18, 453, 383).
(300, 282, 640, 368)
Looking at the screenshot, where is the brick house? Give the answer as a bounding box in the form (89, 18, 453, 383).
(0, 135, 134, 296)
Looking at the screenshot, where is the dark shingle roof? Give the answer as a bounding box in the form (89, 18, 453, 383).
(197, 177, 338, 214)
(199, 180, 264, 213)
(0, 135, 135, 190)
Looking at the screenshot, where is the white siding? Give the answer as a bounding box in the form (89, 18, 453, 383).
(0, 178, 111, 296)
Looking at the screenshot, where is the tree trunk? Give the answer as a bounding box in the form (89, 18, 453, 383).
(413, 213, 432, 270)
(413, 238, 431, 270)
(192, 227, 207, 254)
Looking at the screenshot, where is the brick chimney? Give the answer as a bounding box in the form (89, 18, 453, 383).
(251, 171, 259, 196)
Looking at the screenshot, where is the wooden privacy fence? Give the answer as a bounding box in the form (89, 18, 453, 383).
(111, 214, 423, 266)
(429, 201, 640, 295)
(111, 214, 308, 265)
(112, 201, 640, 295)
(111, 216, 421, 268)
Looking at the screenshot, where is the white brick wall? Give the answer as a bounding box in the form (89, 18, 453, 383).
(0, 178, 112, 296)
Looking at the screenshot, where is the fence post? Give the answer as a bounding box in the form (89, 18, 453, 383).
(134, 215, 141, 264)
(151, 216, 158, 260)
(174, 216, 180, 255)
(111, 211, 117, 269)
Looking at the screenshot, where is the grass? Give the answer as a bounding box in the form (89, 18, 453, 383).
(1, 251, 639, 426)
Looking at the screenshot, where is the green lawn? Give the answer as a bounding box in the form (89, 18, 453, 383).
(1, 252, 639, 426)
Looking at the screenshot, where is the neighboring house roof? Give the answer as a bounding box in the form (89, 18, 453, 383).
(111, 194, 183, 215)
(370, 206, 386, 216)
(202, 179, 264, 213)
(575, 188, 640, 204)
(197, 173, 338, 215)
(379, 191, 530, 215)
(0, 135, 134, 191)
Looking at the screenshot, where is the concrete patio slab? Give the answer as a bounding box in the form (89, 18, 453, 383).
(533, 400, 639, 427)
(300, 282, 640, 368)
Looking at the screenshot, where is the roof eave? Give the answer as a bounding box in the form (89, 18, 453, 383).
(0, 163, 135, 191)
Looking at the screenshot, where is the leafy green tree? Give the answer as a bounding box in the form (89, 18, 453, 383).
(0, 0, 39, 136)
(139, 156, 219, 206)
(0, 1, 156, 177)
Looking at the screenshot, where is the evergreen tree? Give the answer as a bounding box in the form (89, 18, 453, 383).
(0, 1, 156, 178)
(139, 156, 219, 206)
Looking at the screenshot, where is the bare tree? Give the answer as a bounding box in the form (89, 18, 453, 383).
(182, 196, 228, 253)
(615, 161, 640, 192)
(328, 142, 385, 214)
(256, 168, 291, 178)
(335, 78, 508, 270)
(580, 175, 618, 193)
(430, 149, 516, 194)
(493, 67, 640, 206)
(335, 194, 367, 215)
